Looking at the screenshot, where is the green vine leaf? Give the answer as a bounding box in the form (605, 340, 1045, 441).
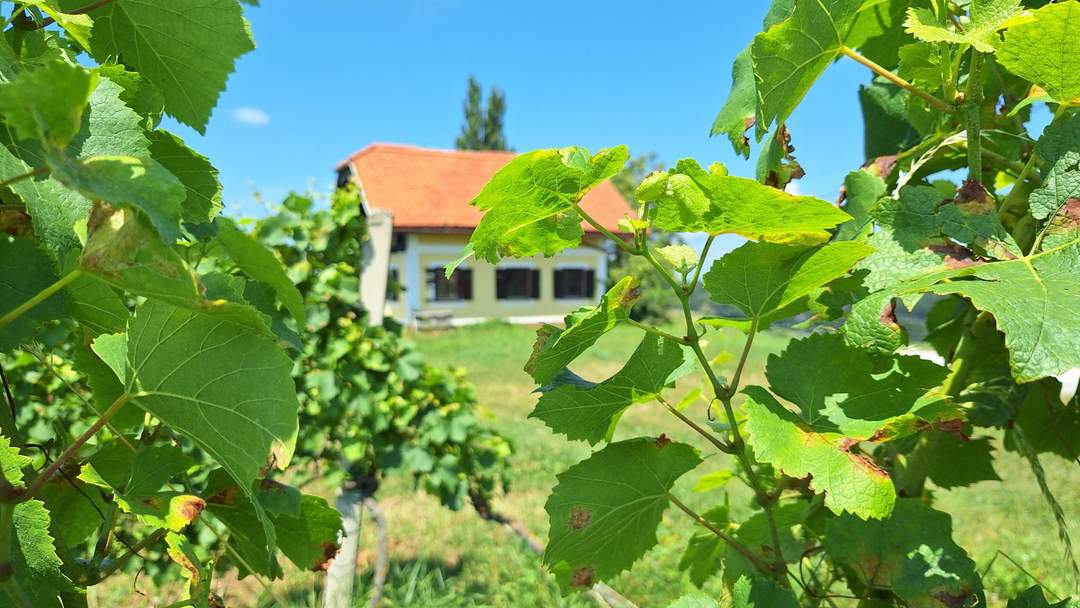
(743, 386, 895, 519)
(0, 436, 74, 607)
(1004, 378, 1080, 461)
(997, 1, 1080, 104)
(835, 169, 885, 241)
(0, 60, 95, 148)
(148, 129, 223, 224)
(927, 436, 1001, 488)
(65, 274, 127, 336)
(824, 499, 985, 607)
(72, 0, 256, 132)
(904, 0, 1022, 53)
(701, 240, 872, 330)
(636, 159, 850, 244)
(531, 334, 693, 445)
(1029, 111, 1080, 221)
(452, 145, 628, 272)
(751, 0, 864, 138)
(213, 218, 305, 325)
(544, 438, 701, 592)
(524, 276, 639, 385)
(19, 2, 94, 51)
(730, 574, 798, 608)
(1006, 585, 1076, 608)
(272, 494, 343, 572)
(711, 47, 756, 158)
(165, 532, 213, 608)
(0, 238, 66, 352)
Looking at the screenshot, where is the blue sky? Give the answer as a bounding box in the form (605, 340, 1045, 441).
(170, 0, 874, 228)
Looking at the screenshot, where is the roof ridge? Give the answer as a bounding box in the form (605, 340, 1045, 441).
(339, 143, 517, 168)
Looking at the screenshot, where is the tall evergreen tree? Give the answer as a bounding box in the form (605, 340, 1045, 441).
(455, 76, 509, 151)
(455, 77, 485, 150)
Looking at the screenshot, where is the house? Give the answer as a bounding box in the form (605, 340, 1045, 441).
(336, 144, 632, 325)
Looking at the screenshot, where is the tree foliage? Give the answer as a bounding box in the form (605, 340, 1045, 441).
(455, 76, 509, 151)
(450, 0, 1080, 604)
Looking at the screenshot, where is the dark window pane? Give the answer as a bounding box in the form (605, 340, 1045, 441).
(554, 268, 594, 299)
(387, 267, 400, 301)
(496, 268, 539, 300)
(427, 267, 472, 301)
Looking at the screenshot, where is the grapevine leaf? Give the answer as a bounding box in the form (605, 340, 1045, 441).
(0, 436, 73, 607)
(1004, 378, 1080, 461)
(846, 0, 922, 68)
(763, 332, 952, 440)
(73, 0, 256, 132)
(115, 492, 205, 532)
(66, 274, 127, 336)
(79, 205, 271, 333)
(0, 238, 66, 352)
(456, 146, 628, 270)
(701, 241, 872, 330)
(1029, 111, 1080, 221)
(860, 78, 920, 159)
(711, 46, 756, 157)
(213, 218, 305, 325)
(96, 64, 165, 127)
(731, 574, 799, 608)
(997, 1, 1080, 104)
(148, 130, 223, 224)
(91, 331, 128, 385)
(531, 334, 693, 445)
(71, 342, 144, 430)
(823, 499, 985, 607)
(20, 2, 94, 51)
(165, 532, 213, 608)
(750, 0, 863, 137)
(655, 244, 699, 275)
(524, 276, 638, 385)
(272, 495, 343, 572)
(127, 300, 299, 490)
(677, 506, 731, 588)
(637, 159, 850, 244)
(38, 473, 109, 548)
(904, 0, 1022, 53)
(742, 386, 895, 519)
(927, 436, 1001, 488)
(926, 242, 1080, 382)
(835, 170, 885, 241)
(544, 438, 701, 592)
(1007, 586, 1076, 608)
(0, 60, 95, 148)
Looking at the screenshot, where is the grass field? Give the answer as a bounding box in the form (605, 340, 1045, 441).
(88, 322, 1078, 607)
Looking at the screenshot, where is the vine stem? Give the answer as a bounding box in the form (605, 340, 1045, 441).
(21, 393, 129, 502)
(0, 166, 46, 189)
(0, 270, 81, 331)
(657, 395, 733, 454)
(625, 319, 687, 345)
(839, 46, 955, 114)
(89, 528, 167, 584)
(572, 202, 636, 255)
(686, 235, 715, 296)
(667, 493, 778, 576)
(965, 51, 985, 181)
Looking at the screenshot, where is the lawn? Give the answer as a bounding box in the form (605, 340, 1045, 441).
(345, 322, 1080, 607)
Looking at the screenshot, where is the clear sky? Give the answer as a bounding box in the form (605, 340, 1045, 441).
(169, 0, 874, 232)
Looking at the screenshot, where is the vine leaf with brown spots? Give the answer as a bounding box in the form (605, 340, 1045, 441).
(543, 438, 701, 593)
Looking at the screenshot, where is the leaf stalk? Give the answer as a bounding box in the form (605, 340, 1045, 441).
(0, 269, 82, 331)
(839, 46, 955, 114)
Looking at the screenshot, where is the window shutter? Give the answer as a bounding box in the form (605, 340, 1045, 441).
(460, 269, 473, 300)
(530, 269, 540, 298)
(585, 269, 596, 298)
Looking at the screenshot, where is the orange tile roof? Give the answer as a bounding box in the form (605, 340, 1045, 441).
(339, 143, 632, 233)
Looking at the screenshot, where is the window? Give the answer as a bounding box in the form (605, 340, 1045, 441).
(554, 268, 595, 299)
(496, 268, 540, 300)
(386, 267, 400, 302)
(427, 267, 471, 301)
(390, 233, 407, 253)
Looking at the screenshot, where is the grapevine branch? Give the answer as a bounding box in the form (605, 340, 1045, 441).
(0, 166, 46, 189)
(964, 51, 985, 181)
(666, 493, 776, 575)
(20, 393, 129, 502)
(584, 210, 790, 581)
(686, 235, 714, 296)
(0, 270, 82, 331)
(839, 46, 955, 114)
(657, 395, 734, 454)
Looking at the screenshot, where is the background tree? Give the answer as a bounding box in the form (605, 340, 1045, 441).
(455, 76, 509, 151)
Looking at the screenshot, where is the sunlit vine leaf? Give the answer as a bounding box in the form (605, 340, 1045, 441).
(1029, 111, 1080, 221)
(148, 129, 223, 224)
(532, 334, 693, 444)
(72, 0, 256, 132)
(544, 438, 700, 592)
(751, 0, 863, 137)
(835, 169, 885, 241)
(524, 276, 638, 385)
(636, 159, 850, 244)
(452, 145, 628, 272)
(0, 60, 94, 147)
(997, 1, 1080, 104)
(701, 240, 872, 330)
(213, 217, 305, 325)
(824, 499, 985, 607)
(904, 0, 1022, 53)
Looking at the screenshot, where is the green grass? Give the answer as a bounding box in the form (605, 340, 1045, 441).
(89, 321, 1079, 607)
